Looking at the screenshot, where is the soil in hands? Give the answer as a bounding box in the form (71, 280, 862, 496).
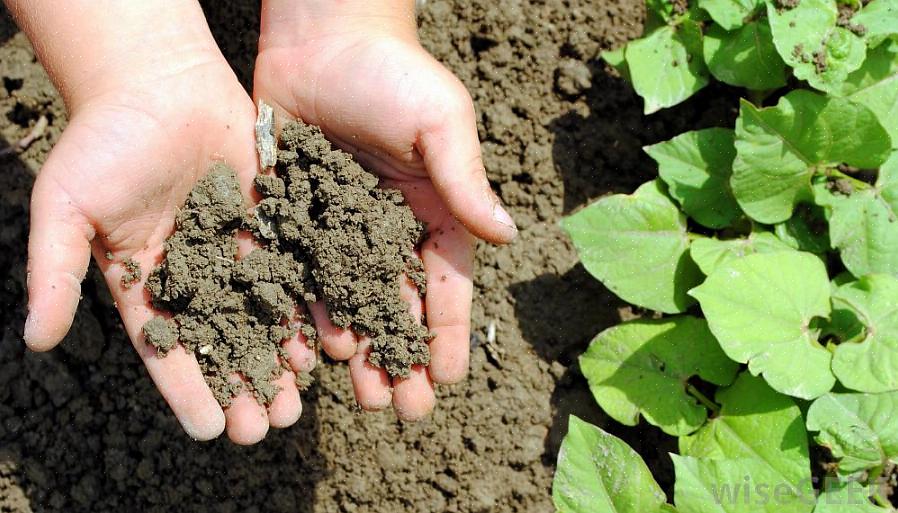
(143, 121, 429, 407)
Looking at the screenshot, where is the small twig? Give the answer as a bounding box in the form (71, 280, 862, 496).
(686, 382, 721, 414)
(0, 115, 48, 159)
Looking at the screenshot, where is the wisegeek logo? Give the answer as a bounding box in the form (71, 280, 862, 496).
(697, 477, 882, 507)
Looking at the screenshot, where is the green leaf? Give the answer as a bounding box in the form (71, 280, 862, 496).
(674, 456, 814, 513)
(837, 41, 898, 147)
(826, 154, 898, 278)
(774, 204, 831, 254)
(767, 0, 867, 93)
(626, 22, 710, 114)
(553, 416, 669, 513)
(814, 481, 890, 512)
(806, 392, 898, 475)
(602, 46, 632, 81)
(677, 373, 815, 512)
(830, 275, 898, 393)
(579, 316, 739, 436)
(699, 0, 762, 30)
(690, 251, 835, 399)
(562, 180, 702, 313)
(690, 231, 794, 275)
(851, 0, 898, 49)
(731, 91, 892, 223)
(703, 20, 788, 90)
(646, 128, 741, 229)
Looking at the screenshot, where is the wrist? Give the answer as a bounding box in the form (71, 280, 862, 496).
(6, 1, 224, 111)
(259, 0, 418, 52)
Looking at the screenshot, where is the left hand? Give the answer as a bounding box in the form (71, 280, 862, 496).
(253, 0, 517, 421)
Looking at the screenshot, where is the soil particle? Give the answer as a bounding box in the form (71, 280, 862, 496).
(256, 120, 432, 378)
(142, 316, 178, 355)
(119, 257, 141, 289)
(828, 177, 855, 196)
(837, 4, 867, 36)
(776, 0, 801, 9)
(555, 59, 593, 97)
(813, 47, 828, 74)
(672, 0, 688, 15)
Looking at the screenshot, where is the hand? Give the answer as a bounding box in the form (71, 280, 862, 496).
(253, 0, 517, 421)
(15, 2, 310, 444)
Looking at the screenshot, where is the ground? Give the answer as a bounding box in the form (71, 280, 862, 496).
(0, 1, 737, 511)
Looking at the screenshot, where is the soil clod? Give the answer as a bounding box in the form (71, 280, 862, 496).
(120, 257, 141, 289)
(141, 120, 430, 406)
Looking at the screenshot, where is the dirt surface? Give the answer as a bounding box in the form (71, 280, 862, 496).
(0, 1, 739, 511)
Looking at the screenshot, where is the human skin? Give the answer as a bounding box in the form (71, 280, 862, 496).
(5, 0, 515, 444)
(254, 0, 518, 425)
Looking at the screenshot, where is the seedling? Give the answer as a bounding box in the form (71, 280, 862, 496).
(554, 1, 898, 511)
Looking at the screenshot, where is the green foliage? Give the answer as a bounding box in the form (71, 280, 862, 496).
(689, 231, 793, 275)
(806, 392, 898, 475)
(814, 481, 892, 512)
(731, 91, 891, 223)
(559, 1, 898, 510)
(766, 0, 866, 93)
(579, 317, 739, 436)
(691, 251, 835, 399)
(626, 22, 709, 114)
(552, 416, 669, 513)
(645, 128, 739, 228)
(561, 180, 702, 314)
(817, 153, 898, 278)
(704, 20, 787, 90)
(829, 274, 898, 392)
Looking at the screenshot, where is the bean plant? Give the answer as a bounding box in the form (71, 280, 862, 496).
(554, 0, 898, 511)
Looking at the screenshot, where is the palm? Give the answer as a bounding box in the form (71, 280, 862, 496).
(27, 60, 309, 443)
(254, 34, 488, 419)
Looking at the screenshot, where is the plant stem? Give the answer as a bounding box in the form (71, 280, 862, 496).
(686, 383, 720, 414)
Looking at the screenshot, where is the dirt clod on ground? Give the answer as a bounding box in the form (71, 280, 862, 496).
(252, 120, 431, 377)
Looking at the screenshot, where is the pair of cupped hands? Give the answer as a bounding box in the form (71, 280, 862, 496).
(12, 0, 516, 444)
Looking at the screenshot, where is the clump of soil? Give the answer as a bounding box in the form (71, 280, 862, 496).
(142, 121, 429, 406)
(776, 0, 801, 9)
(120, 258, 141, 289)
(144, 164, 297, 406)
(251, 121, 431, 377)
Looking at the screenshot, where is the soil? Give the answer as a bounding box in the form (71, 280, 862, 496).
(256, 121, 430, 377)
(0, 0, 740, 511)
(143, 121, 430, 406)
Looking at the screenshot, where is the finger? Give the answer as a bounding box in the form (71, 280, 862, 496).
(391, 275, 435, 420)
(349, 336, 393, 411)
(282, 326, 317, 374)
(392, 365, 435, 422)
(417, 84, 517, 244)
(266, 369, 303, 429)
(422, 218, 475, 384)
(23, 173, 95, 351)
(224, 385, 270, 445)
(96, 249, 226, 441)
(308, 301, 357, 360)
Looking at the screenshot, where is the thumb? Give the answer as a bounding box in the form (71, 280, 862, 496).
(24, 151, 94, 351)
(417, 87, 517, 244)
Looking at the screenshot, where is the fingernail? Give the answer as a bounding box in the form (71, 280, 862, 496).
(23, 312, 38, 346)
(492, 203, 518, 233)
